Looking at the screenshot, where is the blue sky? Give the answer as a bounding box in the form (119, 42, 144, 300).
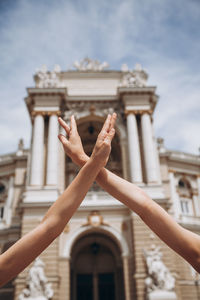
(0, 0, 200, 155)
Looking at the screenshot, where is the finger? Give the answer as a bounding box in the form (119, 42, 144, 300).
(58, 134, 68, 146)
(101, 114, 111, 133)
(98, 114, 111, 141)
(70, 115, 78, 134)
(58, 117, 70, 135)
(109, 113, 117, 131)
(104, 128, 115, 144)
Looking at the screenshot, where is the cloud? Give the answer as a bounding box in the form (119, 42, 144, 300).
(0, 0, 199, 155)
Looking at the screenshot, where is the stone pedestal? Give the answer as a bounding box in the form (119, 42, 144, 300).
(147, 290, 177, 300)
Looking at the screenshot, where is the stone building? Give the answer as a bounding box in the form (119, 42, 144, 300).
(0, 58, 200, 300)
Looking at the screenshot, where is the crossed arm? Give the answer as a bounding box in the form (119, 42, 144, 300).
(0, 114, 116, 287)
(58, 114, 200, 273)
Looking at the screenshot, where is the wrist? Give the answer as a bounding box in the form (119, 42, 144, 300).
(77, 154, 89, 167)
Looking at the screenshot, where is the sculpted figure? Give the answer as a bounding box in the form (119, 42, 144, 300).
(35, 65, 60, 88)
(143, 245, 175, 292)
(18, 258, 53, 300)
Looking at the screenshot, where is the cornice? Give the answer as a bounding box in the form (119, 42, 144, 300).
(27, 87, 67, 96)
(118, 86, 157, 94)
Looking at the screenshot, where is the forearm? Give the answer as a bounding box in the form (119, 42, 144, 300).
(42, 158, 101, 235)
(79, 157, 200, 272)
(0, 158, 101, 286)
(79, 155, 149, 216)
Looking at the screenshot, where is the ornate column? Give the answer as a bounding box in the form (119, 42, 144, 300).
(194, 175, 200, 216)
(46, 113, 59, 185)
(126, 112, 143, 183)
(141, 112, 159, 183)
(123, 255, 131, 300)
(30, 113, 45, 185)
(169, 170, 181, 219)
(121, 139, 129, 180)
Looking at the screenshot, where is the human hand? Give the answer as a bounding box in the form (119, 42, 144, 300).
(90, 113, 117, 168)
(58, 116, 88, 167)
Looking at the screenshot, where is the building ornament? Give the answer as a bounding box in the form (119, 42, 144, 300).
(82, 211, 108, 227)
(16, 139, 24, 156)
(120, 63, 148, 88)
(35, 65, 61, 88)
(18, 257, 54, 300)
(73, 57, 109, 71)
(124, 109, 152, 116)
(157, 137, 166, 153)
(31, 111, 61, 117)
(143, 245, 175, 293)
(64, 103, 117, 122)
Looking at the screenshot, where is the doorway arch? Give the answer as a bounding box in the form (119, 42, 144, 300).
(70, 231, 125, 300)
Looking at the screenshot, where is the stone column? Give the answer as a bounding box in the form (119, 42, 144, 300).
(141, 112, 159, 183)
(30, 113, 45, 185)
(123, 256, 131, 300)
(194, 175, 200, 216)
(169, 171, 181, 219)
(46, 114, 59, 185)
(121, 139, 129, 180)
(127, 113, 143, 183)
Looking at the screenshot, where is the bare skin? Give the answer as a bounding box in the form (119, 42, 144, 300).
(58, 113, 200, 273)
(0, 114, 116, 287)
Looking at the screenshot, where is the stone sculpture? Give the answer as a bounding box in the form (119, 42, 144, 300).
(120, 63, 148, 87)
(73, 57, 109, 71)
(143, 245, 175, 292)
(18, 257, 53, 300)
(35, 65, 61, 88)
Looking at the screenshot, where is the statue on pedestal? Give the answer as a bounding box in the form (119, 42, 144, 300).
(18, 258, 53, 300)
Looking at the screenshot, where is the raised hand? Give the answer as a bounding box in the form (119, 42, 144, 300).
(58, 113, 117, 167)
(90, 113, 116, 167)
(58, 116, 87, 166)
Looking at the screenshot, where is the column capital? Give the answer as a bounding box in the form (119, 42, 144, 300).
(31, 111, 61, 117)
(124, 109, 153, 116)
(169, 169, 176, 174)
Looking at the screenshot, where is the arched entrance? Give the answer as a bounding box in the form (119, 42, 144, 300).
(70, 232, 125, 300)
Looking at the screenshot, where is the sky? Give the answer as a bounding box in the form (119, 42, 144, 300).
(0, 0, 200, 155)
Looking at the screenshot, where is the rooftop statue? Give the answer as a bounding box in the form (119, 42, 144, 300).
(120, 63, 148, 87)
(73, 57, 109, 71)
(35, 65, 61, 88)
(18, 257, 53, 300)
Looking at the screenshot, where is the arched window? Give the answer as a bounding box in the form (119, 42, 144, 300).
(178, 178, 193, 216)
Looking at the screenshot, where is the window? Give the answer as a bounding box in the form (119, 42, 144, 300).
(178, 178, 194, 216)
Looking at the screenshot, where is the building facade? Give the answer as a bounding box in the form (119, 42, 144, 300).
(0, 59, 200, 300)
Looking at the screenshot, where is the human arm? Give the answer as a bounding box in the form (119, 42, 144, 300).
(0, 114, 115, 287)
(58, 114, 200, 273)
